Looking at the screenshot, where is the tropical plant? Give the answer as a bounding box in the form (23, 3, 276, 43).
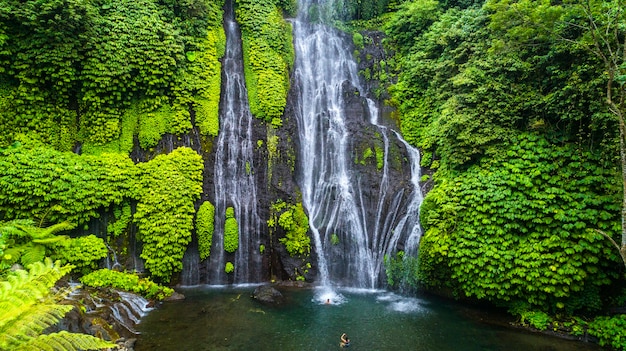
(196, 201, 216, 260)
(0, 220, 74, 270)
(223, 207, 239, 253)
(587, 314, 626, 350)
(236, 0, 293, 123)
(50, 235, 108, 276)
(277, 203, 310, 257)
(486, 0, 626, 271)
(134, 147, 203, 282)
(0, 259, 117, 350)
(80, 269, 174, 301)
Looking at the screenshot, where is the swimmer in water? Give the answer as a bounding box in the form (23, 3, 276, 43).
(340, 333, 350, 348)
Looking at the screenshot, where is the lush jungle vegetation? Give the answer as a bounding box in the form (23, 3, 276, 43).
(1, 0, 626, 349)
(380, 0, 626, 347)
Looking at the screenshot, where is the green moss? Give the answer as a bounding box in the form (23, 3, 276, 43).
(266, 130, 280, 184)
(196, 201, 215, 260)
(361, 147, 373, 165)
(224, 207, 239, 253)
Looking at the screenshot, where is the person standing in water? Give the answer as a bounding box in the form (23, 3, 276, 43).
(340, 333, 350, 348)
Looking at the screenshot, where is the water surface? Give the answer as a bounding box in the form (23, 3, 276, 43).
(135, 287, 599, 351)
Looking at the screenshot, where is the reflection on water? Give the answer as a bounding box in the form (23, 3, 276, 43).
(135, 287, 599, 351)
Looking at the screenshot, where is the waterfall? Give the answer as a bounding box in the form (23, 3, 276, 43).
(293, 0, 423, 289)
(206, 1, 262, 284)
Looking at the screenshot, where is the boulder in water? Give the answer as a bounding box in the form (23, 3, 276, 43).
(252, 285, 284, 305)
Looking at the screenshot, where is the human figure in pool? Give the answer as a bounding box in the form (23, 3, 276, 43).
(340, 333, 350, 348)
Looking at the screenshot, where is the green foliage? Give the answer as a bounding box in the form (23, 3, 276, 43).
(78, 0, 185, 144)
(418, 134, 620, 312)
(0, 220, 73, 269)
(190, 28, 226, 138)
(385, 251, 420, 290)
(587, 315, 626, 350)
(0, 144, 137, 225)
(0, 0, 225, 150)
(519, 310, 551, 331)
(388, 4, 611, 169)
(224, 207, 239, 253)
(237, 0, 293, 122)
(134, 147, 203, 282)
(375, 145, 384, 170)
(353, 32, 364, 49)
(274, 202, 310, 257)
(225, 261, 234, 274)
(80, 269, 174, 301)
(107, 202, 133, 239)
(50, 235, 108, 276)
(196, 201, 215, 260)
(384, 0, 441, 56)
(0, 259, 116, 351)
(330, 233, 340, 245)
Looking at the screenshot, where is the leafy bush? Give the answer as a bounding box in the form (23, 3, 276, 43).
(237, 0, 293, 122)
(224, 207, 239, 253)
(51, 235, 108, 276)
(520, 311, 551, 331)
(196, 201, 215, 260)
(80, 268, 174, 301)
(418, 134, 620, 312)
(276, 202, 310, 257)
(134, 147, 203, 282)
(587, 315, 626, 350)
(225, 261, 234, 274)
(0, 144, 137, 226)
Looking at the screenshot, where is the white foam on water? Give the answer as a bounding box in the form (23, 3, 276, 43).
(313, 287, 347, 305)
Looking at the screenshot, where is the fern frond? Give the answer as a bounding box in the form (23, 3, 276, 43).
(20, 244, 46, 267)
(0, 260, 72, 326)
(0, 219, 35, 238)
(1, 301, 74, 344)
(12, 330, 117, 351)
(35, 222, 75, 239)
(32, 236, 70, 244)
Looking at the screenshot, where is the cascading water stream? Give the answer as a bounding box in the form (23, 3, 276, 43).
(292, 0, 423, 290)
(207, 1, 262, 284)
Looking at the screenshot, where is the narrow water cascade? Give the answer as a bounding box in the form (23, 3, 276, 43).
(292, 0, 423, 289)
(207, 0, 262, 284)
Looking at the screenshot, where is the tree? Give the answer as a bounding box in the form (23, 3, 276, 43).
(0, 259, 117, 350)
(574, 0, 626, 267)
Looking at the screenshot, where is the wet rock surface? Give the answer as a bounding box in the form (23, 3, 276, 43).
(52, 285, 155, 350)
(252, 285, 285, 305)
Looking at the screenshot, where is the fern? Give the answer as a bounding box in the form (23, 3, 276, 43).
(0, 220, 73, 268)
(13, 331, 115, 351)
(0, 259, 117, 350)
